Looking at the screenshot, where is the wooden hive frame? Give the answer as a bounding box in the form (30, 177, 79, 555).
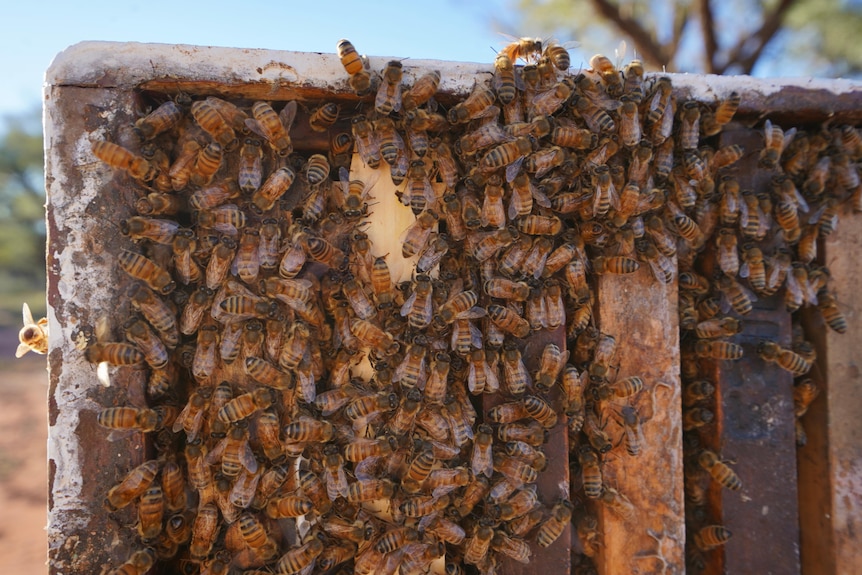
(44, 41, 861, 575)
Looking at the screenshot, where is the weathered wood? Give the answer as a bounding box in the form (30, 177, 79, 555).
(798, 215, 862, 574)
(595, 266, 684, 575)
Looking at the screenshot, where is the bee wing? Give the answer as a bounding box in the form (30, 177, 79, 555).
(739, 262, 750, 279)
(244, 118, 269, 141)
(532, 185, 552, 209)
(172, 401, 193, 434)
(400, 291, 418, 318)
(15, 343, 32, 358)
(506, 158, 526, 183)
(241, 441, 259, 474)
(484, 362, 500, 394)
(763, 119, 774, 147)
(97, 361, 112, 387)
(279, 100, 298, 131)
(782, 127, 797, 154)
(205, 437, 227, 465)
(298, 370, 316, 404)
(21, 302, 35, 326)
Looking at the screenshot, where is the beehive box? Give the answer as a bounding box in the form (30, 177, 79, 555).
(44, 41, 862, 575)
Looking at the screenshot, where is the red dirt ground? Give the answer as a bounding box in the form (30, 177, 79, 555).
(0, 345, 49, 573)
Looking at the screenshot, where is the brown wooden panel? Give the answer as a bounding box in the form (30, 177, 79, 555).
(595, 266, 685, 575)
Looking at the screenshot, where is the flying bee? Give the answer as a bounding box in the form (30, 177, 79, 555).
(590, 53, 623, 96)
(759, 119, 796, 169)
(92, 140, 159, 182)
(757, 340, 812, 376)
(699, 449, 742, 491)
(375, 60, 404, 115)
(448, 81, 498, 124)
(16, 302, 48, 357)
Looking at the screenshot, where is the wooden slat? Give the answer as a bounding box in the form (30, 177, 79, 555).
(595, 266, 685, 574)
(801, 215, 862, 573)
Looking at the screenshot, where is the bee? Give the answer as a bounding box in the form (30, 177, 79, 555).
(118, 249, 175, 295)
(137, 484, 164, 540)
(695, 340, 744, 360)
(500, 36, 543, 63)
(375, 117, 408, 183)
(105, 459, 159, 511)
(599, 486, 636, 521)
(536, 499, 574, 548)
(336, 38, 369, 77)
(399, 273, 433, 330)
(472, 227, 520, 264)
(265, 494, 314, 519)
(715, 227, 740, 277)
(388, 388, 423, 436)
(592, 255, 639, 275)
(493, 53, 520, 105)
(375, 60, 404, 115)
(487, 304, 531, 338)
(590, 53, 623, 96)
(16, 302, 48, 358)
(517, 214, 563, 236)
(403, 69, 441, 110)
(492, 530, 532, 564)
(189, 99, 237, 151)
(303, 102, 340, 135)
(400, 209, 439, 259)
(694, 525, 733, 552)
(695, 317, 742, 339)
(244, 356, 293, 389)
(683, 407, 715, 430)
(245, 100, 296, 156)
(483, 278, 530, 306)
(251, 166, 296, 214)
(464, 524, 495, 566)
(702, 91, 740, 136)
(448, 82, 498, 124)
(232, 138, 264, 194)
(217, 387, 275, 424)
(470, 423, 495, 479)
(350, 318, 399, 355)
(276, 538, 325, 575)
(550, 119, 596, 150)
(572, 94, 616, 134)
(618, 95, 641, 147)
(532, 343, 567, 391)
(121, 216, 181, 247)
(530, 81, 572, 119)
(92, 140, 159, 181)
(109, 548, 156, 575)
(699, 449, 742, 491)
(347, 478, 395, 503)
(818, 291, 848, 334)
(351, 115, 382, 170)
(717, 275, 756, 316)
(684, 380, 716, 407)
(759, 119, 796, 169)
(635, 238, 675, 284)
(678, 101, 701, 150)
(188, 503, 220, 560)
(757, 340, 812, 376)
(122, 318, 167, 370)
(207, 422, 258, 477)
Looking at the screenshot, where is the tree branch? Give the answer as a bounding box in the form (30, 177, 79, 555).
(699, 0, 719, 74)
(588, 0, 669, 70)
(718, 0, 798, 74)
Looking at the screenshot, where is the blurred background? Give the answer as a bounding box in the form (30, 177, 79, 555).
(0, 0, 860, 572)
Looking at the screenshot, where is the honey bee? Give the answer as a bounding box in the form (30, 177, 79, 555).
(375, 60, 404, 115)
(265, 493, 314, 519)
(189, 99, 237, 151)
(818, 291, 848, 334)
(571, 94, 616, 134)
(251, 166, 296, 214)
(550, 118, 596, 150)
(695, 340, 744, 360)
(243, 355, 293, 389)
(759, 119, 796, 169)
(92, 140, 159, 182)
(336, 38, 367, 73)
(137, 484, 164, 540)
(578, 445, 602, 499)
(590, 53, 623, 96)
(244, 100, 296, 156)
(276, 537, 325, 575)
(109, 548, 156, 575)
(530, 81, 571, 119)
(715, 275, 754, 316)
(702, 91, 740, 136)
(15, 302, 48, 358)
(592, 255, 639, 275)
(449, 81, 498, 125)
(467, 423, 495, 479)
(190, 504, 220, 559)
(487, 304, 531, 338)
(693, 525, 733, 552)
(401, 69, 441, 110)
(635, 238, 675, 284)
(757, 340, 812, 376)
(683, 380, 716, 407)
(118, 249, 175, 295)
(346, 478, 395, 503)
(105, 459, 159, 511)
(678, 101, 701, 151)
(123, 318, 168, 369)
(699, 449, 742, 491)
(349, 115, 381, 171)
(492, 530, 532, 564)
(492, 53, 520, 106)
(217, 387, 275, 424)
(683, 407, 715, 430)
(618, 95, 641, 147)
(350, 318, 399, 356)
(695, 317, 742, 340)
(464, 523, 495, 566)
(121, 216, 181, 247)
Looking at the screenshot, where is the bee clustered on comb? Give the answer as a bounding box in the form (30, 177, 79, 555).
(84, 37, 859, 575)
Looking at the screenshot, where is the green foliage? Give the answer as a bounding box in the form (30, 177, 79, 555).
(0, 107, 46, 328)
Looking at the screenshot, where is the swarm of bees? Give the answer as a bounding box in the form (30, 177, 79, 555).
(82, 34, 859, 575)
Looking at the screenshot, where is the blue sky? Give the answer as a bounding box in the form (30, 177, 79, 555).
(0, 0, 590, 120)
